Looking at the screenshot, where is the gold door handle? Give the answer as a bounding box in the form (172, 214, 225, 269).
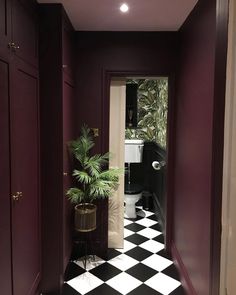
(12, 191, 23, 202)
(63, 172, 68, 176)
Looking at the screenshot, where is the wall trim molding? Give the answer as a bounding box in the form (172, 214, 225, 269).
(171, 243, 197, 295)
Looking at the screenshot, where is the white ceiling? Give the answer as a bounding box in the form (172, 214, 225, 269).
(37, 0, 198, 31)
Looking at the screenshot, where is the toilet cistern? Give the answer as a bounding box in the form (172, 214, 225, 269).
(125, 139, 144, 163)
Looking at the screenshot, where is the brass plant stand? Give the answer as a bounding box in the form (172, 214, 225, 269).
(74, 203, 97, 270)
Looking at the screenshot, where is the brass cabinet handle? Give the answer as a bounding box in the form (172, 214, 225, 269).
(8, 42, 20, 51)
(8, 42, 14, 49)
(12, 191, 23, 202)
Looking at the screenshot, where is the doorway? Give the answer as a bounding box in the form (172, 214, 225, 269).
(108, 76, 171, 250)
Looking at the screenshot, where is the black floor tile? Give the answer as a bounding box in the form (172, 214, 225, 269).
(125, 233, 149, 245)
(125, 246, 153, 261)
(169, 286, 186, 295)
(153, 234, 165, 244)
(127, 284, 162, 295)
(156, 249, 171, 259)
(90, 263, 122, 281)
(150, 223, 163, 232)
(136, 209, 146, 218)
(126, 263, 157, 282)
(106, 249, 121, 260)
(147, 214, 158, 221)
(87, 284, 122, 295)
(125, 223, 146, 232)
(64, 262, 86, 281)
(162, 264, 181, 281)
(62, 283, 81, 295)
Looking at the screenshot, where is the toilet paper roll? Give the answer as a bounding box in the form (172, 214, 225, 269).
(152, 161, 161, 170)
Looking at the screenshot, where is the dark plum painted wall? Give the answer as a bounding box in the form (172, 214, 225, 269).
(75, 31, 177, 257)
(74, 5, 228, 292)
(172, 0, 225, 294)
(75, 32, 177, 153)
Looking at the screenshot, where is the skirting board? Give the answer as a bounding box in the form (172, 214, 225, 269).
(171, 243, 197, 295)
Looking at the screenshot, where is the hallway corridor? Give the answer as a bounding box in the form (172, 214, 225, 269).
(62, 208, 185, 295)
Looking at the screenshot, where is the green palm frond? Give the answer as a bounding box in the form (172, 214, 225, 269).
(88, 179, 113, 198)
(68, 125, 94, 165)
(66, 125, 123, 204)
(100, 168, 122, 181)
(73, 170, 92, 184)
(66, 188, 85, 204)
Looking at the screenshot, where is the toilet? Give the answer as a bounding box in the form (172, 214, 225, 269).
(124, 139, 144, 218)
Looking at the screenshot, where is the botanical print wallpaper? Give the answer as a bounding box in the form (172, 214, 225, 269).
(125, 78, 168, 148)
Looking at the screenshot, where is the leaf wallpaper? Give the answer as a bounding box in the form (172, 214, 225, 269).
(125, 78, 168, 148)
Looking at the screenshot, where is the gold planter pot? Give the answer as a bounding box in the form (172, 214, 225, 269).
(74, 203, 97, 232)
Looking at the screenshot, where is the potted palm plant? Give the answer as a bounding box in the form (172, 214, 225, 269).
(66, 125, 121, 232)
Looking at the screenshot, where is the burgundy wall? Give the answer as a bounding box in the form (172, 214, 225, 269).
(75, 32, 177, 153)
(75, 5, 228, 292)
(75, 31, 177, 257)
(172, 0, 226, 294)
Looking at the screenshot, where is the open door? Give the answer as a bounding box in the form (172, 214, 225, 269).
(108, 79, 126, 248)
(220, 0, 236, 294)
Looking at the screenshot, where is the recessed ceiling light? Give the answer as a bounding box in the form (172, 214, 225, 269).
(120, 3, 129, 13)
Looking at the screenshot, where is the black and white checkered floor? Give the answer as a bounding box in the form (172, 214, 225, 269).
(62, 207, 185, 295)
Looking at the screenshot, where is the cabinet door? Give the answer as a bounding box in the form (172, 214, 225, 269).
(11, 0, 38, 67)
(62, 75, 75, 271)
(0, 58, 12, 295)
(10, 60, 40, 295)
(62, 24, 75, 79)
(0, 0, 11, 57)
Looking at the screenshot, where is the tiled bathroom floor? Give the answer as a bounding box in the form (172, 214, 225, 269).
(62, 208, 185, 295)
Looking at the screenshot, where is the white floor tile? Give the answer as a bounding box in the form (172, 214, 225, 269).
(74, 255, 105, 270)
(67, 272, 103, 294)
(140, 210, 155, 217)
(145, 272, 181, 295)
(124, 228, 134, 238)
(137, 227, 162, 239)
(116, 239, 136, 253)
(135, 218, 157, 227)
(108, 253, 139, 271)
(106, 272, 142, 294)
(124, 218, 133, 226)
(142, 254, 173, 271)
(139, 239, 164, 253)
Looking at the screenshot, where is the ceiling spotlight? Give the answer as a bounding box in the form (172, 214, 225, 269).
(120, 3, 129, 13)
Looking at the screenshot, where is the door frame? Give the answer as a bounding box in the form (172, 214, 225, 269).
(210, 0, 229, 294)
(102, 69, 176, 253)
(220, 0, 236, 293)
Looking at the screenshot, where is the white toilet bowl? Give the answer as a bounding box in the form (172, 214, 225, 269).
(124, 183, 143, 219)
(124, 192, 142, 219)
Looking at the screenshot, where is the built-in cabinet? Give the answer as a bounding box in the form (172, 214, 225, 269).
(39, 4, 76, 294)
(0, 1, 40, 295)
